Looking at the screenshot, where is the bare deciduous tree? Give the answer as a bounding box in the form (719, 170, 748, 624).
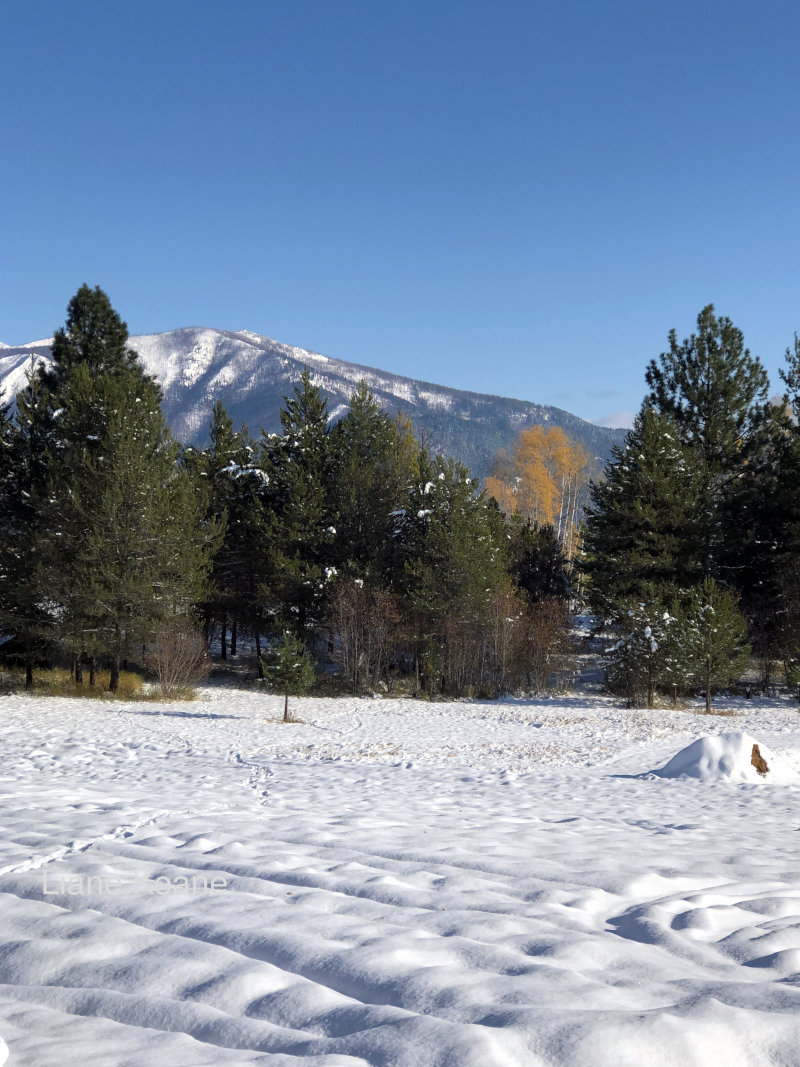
(143, 627, 211, 697)
(328, 581, 399, 693)
(525, 598, 574, 693)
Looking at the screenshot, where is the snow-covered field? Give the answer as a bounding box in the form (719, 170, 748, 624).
(1, 682, 800, 1065)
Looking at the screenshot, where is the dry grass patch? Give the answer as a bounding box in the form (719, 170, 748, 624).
(4, 667, 196, 701)
(30, 668, 146, 698)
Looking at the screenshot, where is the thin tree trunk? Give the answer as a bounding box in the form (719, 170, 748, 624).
(705, 664, 711, 713)
(110, 654, 120, 693)
(25, 661, 33, 689)
(231, 617, 238, 657)
(89, 655, 96, 687)
(220, 620, 227, 660)
(284, 692, 289, 722)
(255, 631, 264, 678)
(75, 657, 83, 685)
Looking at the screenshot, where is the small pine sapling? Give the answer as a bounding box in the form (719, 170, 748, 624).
(683, 578, 751, 712)
(261, 631, 315, 721)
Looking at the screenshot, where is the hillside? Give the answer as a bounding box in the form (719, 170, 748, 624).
(0, 328, 627, 479)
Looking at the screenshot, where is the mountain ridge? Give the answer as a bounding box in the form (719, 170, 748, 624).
(0, 326, 627, 479)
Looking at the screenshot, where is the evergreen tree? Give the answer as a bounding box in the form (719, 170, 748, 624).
(261, 630, 315, 721)
(186, 401, 268, 657)
(779, 333, 800, 416)
(328, 380, 403, 582)
(604, 583, 692, 708)
(682, 578, 751, 712)
(43, 284, 145, 398)
(0, 371, 59, 686)
(715, 335, 800, 678)
(604, 579, 749, 710)
(720, 401, 788, 678)
(49, 363, 215, 690)
(260, 370, 335, 643)
(214, 441, 273, 670)
(394, 448, 508, 694)
(508, 517, 571, 603)
(759, 341, 800, 680)
(27, 285, 218, 691)
(643, 304, 769, 577)
(581, 409, 702, 616)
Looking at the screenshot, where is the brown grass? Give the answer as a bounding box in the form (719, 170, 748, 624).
(1, 667, 198, 701)
(751, 743, 769, 776)
(32, 668, 145, 698)
(675, 704, 740, 717)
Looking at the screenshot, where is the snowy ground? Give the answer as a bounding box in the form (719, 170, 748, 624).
(1, 682, 800, 1065)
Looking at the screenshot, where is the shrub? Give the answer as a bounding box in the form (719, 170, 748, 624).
(143, 627, 211, 697)
(327, 580, 398, 694)
(525, 597, 574, 693)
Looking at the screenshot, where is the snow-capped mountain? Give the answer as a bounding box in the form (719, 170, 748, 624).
(0, 327, 626, 478)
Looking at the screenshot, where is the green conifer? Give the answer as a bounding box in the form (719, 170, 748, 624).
(681, 578, 751, 712)
(643, 304, 769, 577)
(261, 370, 335, 642)
(328, 380, 402, 582)
(581, 409, 702, 616)
(261, 630, 315, 720)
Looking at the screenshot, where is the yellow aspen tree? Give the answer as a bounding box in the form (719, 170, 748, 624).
(485, 425, 589, 555)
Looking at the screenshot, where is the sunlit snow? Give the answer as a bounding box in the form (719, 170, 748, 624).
(1, 685, 800, 1064)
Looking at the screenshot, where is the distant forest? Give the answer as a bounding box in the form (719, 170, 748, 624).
(3, 287, 800, 708)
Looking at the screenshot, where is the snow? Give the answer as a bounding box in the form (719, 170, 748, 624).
(19, 338, 55, 349)
(652, 730, 800, 784)
(418, 390, 452, 411)
(2, 686, 800, 1064)
(0, 350, 50, 406)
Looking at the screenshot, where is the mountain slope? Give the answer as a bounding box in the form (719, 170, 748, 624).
(0, 327, 627, 479)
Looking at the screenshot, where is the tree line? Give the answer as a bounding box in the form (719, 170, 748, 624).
(0, 285, 571, 696)
(582, 304, 800, 706)
(5, 289, 796, 707)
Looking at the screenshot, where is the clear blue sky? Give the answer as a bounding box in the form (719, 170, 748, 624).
(3, 0, 800, 427)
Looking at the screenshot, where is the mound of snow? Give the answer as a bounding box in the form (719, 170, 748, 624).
(652, 731, 799, 784)
(0, 1036, 7, 1065)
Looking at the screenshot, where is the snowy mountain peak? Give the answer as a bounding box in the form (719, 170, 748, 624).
(0, 326, 626, 477)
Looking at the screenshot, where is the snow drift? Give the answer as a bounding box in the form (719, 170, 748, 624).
(653, 731, 799, 784)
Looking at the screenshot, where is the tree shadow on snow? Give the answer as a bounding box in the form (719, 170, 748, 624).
(123, 708, 241, 721)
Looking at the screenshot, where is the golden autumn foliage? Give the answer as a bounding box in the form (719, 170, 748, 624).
(485, 425, 589, 556)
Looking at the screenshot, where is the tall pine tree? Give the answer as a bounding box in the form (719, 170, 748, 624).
(581, 409, 702, 617)
(643, 304, 769, 579)
(260, 370, 335, 643)
(328, 380, 404, 583)
(39, 286, 216, 691)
